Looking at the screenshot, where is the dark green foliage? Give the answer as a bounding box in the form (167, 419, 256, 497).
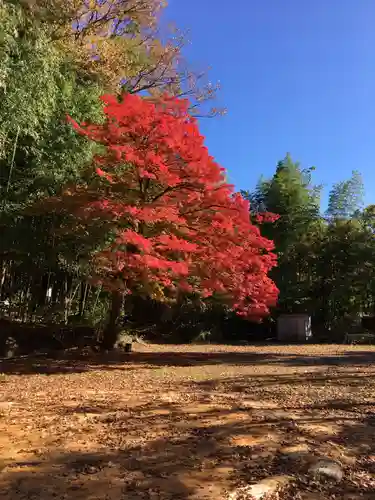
(0, 1, 104, 317)
(244, 155, 375, 340)
(242, 154, 322, 313)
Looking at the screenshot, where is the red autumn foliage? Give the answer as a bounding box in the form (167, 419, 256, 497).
(64, 93, 279, 318)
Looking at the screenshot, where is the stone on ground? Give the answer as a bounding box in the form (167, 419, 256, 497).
(228, 475, 294, 499)
(309, 459, 343, 481)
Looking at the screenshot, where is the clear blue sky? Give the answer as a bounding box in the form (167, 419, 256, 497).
(163, 0, 375, 209)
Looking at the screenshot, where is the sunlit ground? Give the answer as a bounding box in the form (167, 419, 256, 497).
(0, 344, 374, 499)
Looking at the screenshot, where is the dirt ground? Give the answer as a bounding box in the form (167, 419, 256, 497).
(0, 344, 374, 499)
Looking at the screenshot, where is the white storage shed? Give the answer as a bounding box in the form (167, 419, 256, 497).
(277, 313, 312, 342)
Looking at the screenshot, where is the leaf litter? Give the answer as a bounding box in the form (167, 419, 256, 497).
(0, 344, 374, 499)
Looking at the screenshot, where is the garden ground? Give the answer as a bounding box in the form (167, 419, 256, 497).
(0, 344, 374, 499)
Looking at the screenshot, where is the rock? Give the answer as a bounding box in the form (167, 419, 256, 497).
(309, 459, 343, 481)
(280, 443, 311, 461)
(228, 475, 294, 500)
(115, 332, 133, 352)
(4, 336, 19, 358)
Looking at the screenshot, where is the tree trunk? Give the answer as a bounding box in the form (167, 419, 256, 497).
(63, 275, 69, 325)
(0, 261, 7, 299)
(101, 290, 123, 350)
(78, 282, 89, 317)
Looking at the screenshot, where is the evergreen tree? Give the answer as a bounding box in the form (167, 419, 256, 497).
(243, 154, 321, 312)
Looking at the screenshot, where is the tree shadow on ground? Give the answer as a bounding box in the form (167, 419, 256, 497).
(1, 347, 375, 375)
(192, 370, 375, 392)
(180, 370, 375, 497)
(0, 448, 197, 500)
(2, 397, 373, 499)
(1, 357, 375, 499)
(0, 397, 281, 500)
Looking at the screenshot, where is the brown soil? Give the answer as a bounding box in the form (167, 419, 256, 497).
(0, 344, 374, 499)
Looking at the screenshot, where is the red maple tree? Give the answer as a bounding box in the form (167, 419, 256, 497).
(54, 93, 278, 347)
